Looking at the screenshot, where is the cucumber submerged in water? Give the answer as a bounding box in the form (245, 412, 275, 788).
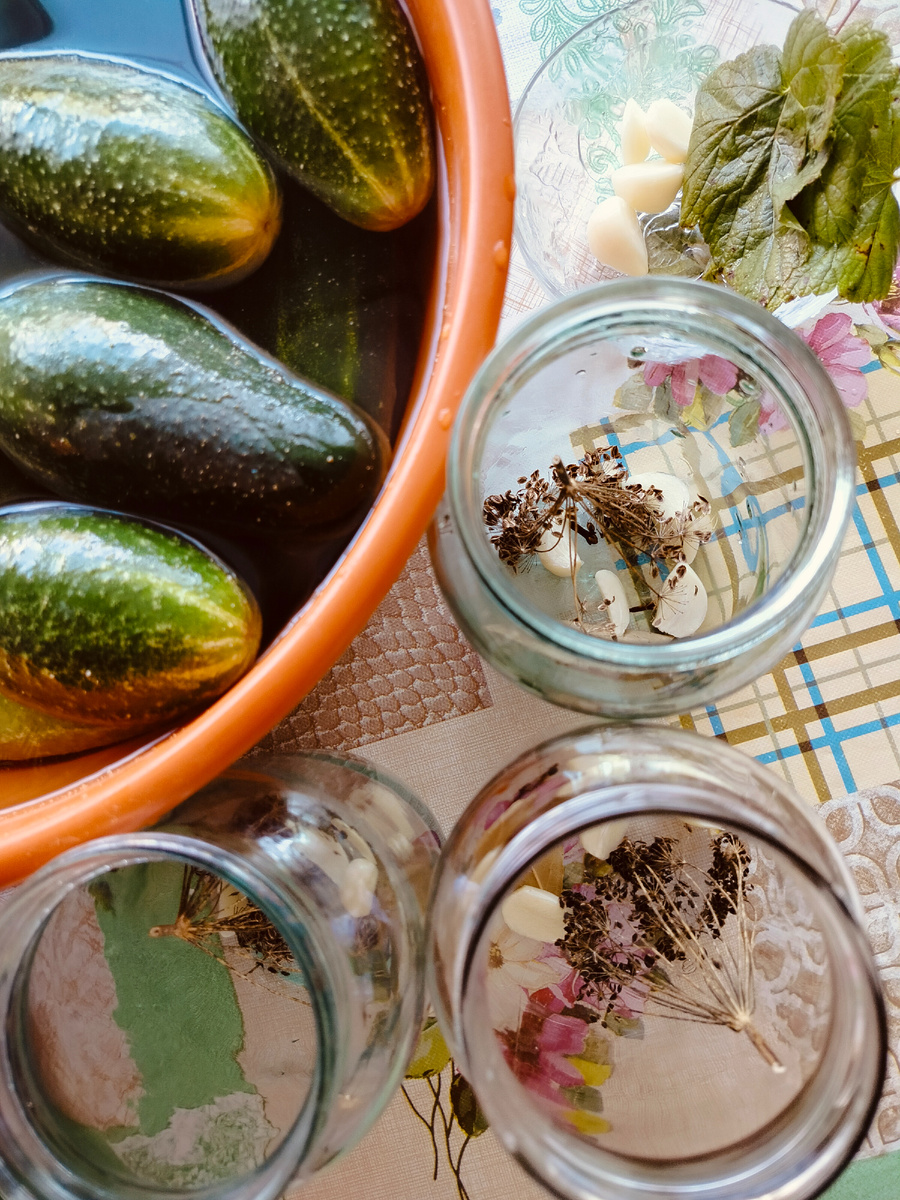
(0, 277, 389, 535)
(215, 176, 430, 441)
(0, 504, 262, 757)
(191, 0, 435, 231)
(0, 54, 282, 288)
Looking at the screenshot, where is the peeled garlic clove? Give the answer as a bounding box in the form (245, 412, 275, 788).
(620, 98, 650, 165)
(611, 161, 684, 215)
(538, 522, 582, 577)
(644, 99, 694, 164)
(340, 857, 379, 918)
(302, 827, 350, 886)
(581, 818, 629, 861)
(627, 471, 690, 521)
(501, 885, 565, 944)
(586, 196, 648, 277)
(594, 569, 629, 637)
(652, 562, 708, 637)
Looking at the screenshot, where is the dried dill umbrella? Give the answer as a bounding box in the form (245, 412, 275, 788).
(482, 447, 712, 628)
(149, 864, 299, 981)
(560, 833, 783, 1071)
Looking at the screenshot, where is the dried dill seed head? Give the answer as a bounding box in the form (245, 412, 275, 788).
(482, 445, 713, 633)
(557, 831, 783, 1070)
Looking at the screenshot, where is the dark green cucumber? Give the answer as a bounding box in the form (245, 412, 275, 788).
(191, 0, 435, 231)
(0, 54, 282, 288)
(0, 504, 262, 740)
(0, 277, 389, 534)
(215, 177, 430, 439)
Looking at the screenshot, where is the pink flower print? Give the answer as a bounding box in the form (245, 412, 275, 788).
(758, 393, 789, 436)
(499, 1005, 588, 1102)
(644, 354, 739, 407)
(800, 312, 869, 408)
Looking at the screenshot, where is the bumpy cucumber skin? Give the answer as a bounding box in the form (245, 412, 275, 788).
(192, 0, 435, 231)
(0, 505, 262, 732)
(0, 278, 389, 534)
(0, 55, 282, 288)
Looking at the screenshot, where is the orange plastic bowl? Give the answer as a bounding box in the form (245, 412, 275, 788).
(0, 0, 515, 886)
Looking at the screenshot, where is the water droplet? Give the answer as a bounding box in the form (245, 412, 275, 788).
(738, 377, 760, 398)
(630, 346, 647, 360)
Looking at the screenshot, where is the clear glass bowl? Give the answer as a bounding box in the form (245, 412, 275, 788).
(0, 753, 440, 1200)
(429, 277, 856, 717)
(512, 0, 897, 300)
(428, 724, 886, 1200)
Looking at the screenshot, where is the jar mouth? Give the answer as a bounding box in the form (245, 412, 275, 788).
(0, 836, 330, 1200)
(454, 788, 886, 1200)
(448, 278, 856, 668)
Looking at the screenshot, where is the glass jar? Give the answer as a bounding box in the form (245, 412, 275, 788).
(429, 724, 885, 1200)
(0, 752, 440, 1200)
(429, 278, 856, 717)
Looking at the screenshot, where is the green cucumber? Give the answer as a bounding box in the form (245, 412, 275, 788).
(0, 277, 389, 535)
(0, 504, 262, 738)
(0, 54, 281, 288)
(191, 0, 434, 231)
(215, 177, 428, 439)
(0, 690, 123, 762)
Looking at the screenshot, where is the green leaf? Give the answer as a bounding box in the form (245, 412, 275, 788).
(681, 43, 785, 257)
(847, 408, 868, 441)
(406, 1017, 451, 1079)
(560, 1084, 606, 1113)
(449, 1073, 489, 1138)
(729, 399, 762, 446)
(681, 382, 725, 430)
(604, 1014, 644, 1039)
(853, 322, 890, 348)
(875, 341, 900, 374)
(652, 378, 683, 424)
(769, 10, 845, 214)
(614, 373, 654, 412)
(790, 23, 900, 302)
(683, 12, 900, 306)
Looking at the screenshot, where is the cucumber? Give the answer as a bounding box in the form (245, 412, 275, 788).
(215, 177, 429, 440)
(190, 0, 434, 231)
(0, 277, 389, 535)
(0, 504, 262, 735)
(0, 691, 123, 762)
(0, 54, 282, 288)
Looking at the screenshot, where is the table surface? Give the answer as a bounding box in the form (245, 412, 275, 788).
(282, 2, 900, 1197)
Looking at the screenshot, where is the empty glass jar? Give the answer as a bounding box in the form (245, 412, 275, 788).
(0, 752, 440, 1200)
(429, 724, 885, 1200)
(430, 278, 856, 716)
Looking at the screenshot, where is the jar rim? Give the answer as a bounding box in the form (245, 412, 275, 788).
(447, 278, 856, 669)
(0, 835, 329, 1200)
(430, 723, 886, 1200)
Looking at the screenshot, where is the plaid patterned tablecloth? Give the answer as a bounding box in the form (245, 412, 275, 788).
(276, 2, 900, 1198)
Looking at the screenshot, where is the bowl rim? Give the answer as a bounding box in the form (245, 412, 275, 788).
(0, 0, 515, 885)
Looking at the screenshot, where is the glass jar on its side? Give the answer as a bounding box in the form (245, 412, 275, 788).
(429, 724, 885, 1200)
(0, 753, 440, 1200)
(430, 278, 856, 717)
